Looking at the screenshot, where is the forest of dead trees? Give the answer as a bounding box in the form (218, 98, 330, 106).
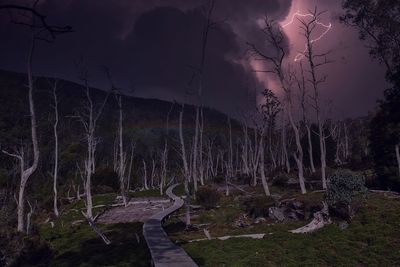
(0, 1, 399, 266)
(0, 4, 374, 234)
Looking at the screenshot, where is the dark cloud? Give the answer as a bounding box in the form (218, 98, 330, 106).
(0, 0, 290, 115)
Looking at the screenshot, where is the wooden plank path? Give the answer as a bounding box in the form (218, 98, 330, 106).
(143, 184, 198, 267)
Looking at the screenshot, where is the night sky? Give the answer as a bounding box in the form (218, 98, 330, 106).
(0, 0, 388, 119)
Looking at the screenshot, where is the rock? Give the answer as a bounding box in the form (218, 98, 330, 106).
(287, 178, 298, 184)
(233, 213, 251, 228)
(339, 221, 349, 230)
(254, 217, 266, 224)
(268, 207, 286, 222)
(71, 219, 84, 226)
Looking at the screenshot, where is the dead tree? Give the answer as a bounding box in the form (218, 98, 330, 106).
(258, 124, 271, 196)
(1, 1, 71, 232)
(127, 142, 135, 193)
(260, 88, 281, 171)
(247, 17, 307, 193)
(396, 143, 400, 177)
(50, 79, 60, 216)
(227, 117, 234, 178)
(116, 93, 128, 204)
(297, 62, 316, 173)
(298, 8, 333, 189)
(179, 104, 191, 226)
(192, 0, 221, 191)
(142, 159, 149, 190)
(160, 103, 174, 195)
(76, 68, 110, 219)
(105, 69, 129, 206)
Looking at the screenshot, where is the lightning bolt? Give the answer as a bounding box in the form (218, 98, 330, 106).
(281, 11, 332, 62)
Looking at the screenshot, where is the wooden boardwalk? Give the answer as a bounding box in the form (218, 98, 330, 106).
(143, 184, 198, 267)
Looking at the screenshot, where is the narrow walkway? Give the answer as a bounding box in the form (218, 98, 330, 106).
(143, 184, 198, 267)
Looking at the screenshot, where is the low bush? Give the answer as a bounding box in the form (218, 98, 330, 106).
(272, 174, 290, 187)
(213, 176, 225, 184)
(92, 166, 119, 193)
(196, 186, 220, 210)
(236, 174, 252, 185)
(243, 196, 274, 218)
(325, 169, 367, 220)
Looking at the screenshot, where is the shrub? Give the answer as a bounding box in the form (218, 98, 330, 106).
(213, 176, 225, 184)
(236, 174, 252, 185)
(325, 169, 367, 219)
(196, 186, 220, 210)
(243, 196, 275, 218)
(272, 174, 289, 187)
(92, 166, 119, 193)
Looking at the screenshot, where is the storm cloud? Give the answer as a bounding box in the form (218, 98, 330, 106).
(0, 0, 292, 116)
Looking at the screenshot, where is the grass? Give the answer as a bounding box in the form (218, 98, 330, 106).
(38, 222, 151, 267)
(129, 188, 163, 198)
(21, 193, 152, 267)
(13, 184, 400, 267)
(166, 190, 400, 266)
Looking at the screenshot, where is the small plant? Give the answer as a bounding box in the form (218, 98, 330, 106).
(325, 169, 367, 220)
(243, 196, 274, 218)
(196, 186, 220, 210)
(272, 174, 289, 187)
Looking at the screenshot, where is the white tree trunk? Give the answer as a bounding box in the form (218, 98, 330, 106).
(179, 105, 191, 226)
(396, 143, 400, 177)
(3, 37, 41, 232)
(259, 132, 271, 196)
(116, 95, 127, 206)
(287, 104, 307, 194)
(306, 124, 316, 173)
(142, 159, 148, 190)
(281, 122, 290, 174)
(52, 80, 60, 217)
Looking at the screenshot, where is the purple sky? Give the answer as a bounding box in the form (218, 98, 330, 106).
(0, 0, 387, 119)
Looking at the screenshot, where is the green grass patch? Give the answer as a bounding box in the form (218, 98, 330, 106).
(176, 192, 400, 266)
(129, 188, 162, 198)
(38, 222, 150, 267)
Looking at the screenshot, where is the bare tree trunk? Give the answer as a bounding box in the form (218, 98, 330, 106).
(287, 108, 307, 194)
(51, 80, 60, 216)
(300, 9, 331, 189)
(281, 123, 290, 174)
(199, 108, 205, 185)
(192, 107, 199, 192)
(241, 124, 250, 175)
(142, 159, 148, 190)
(259, 130, 271, 196)
(179, 104, 190, 226)
(116, 95, 128, 206)
(344, 122, 350, 161)
(160, 141, 168, 195)
(306, 124, 316, 172)
(297, 62, 315, 173)
(228, 117, 234, 178)
(396, 143, 400, 177)
(26, 200, 35, 235)
(2, 37, 40, 232)
(77, 69, 110, 219)
(151, 159, 156, 189)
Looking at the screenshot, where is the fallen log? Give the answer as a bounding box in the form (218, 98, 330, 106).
(81, 211, 111, 245)
(289, 202, 331, 234)
(227, 182, 253, 195)
(187, 233, 266, 243)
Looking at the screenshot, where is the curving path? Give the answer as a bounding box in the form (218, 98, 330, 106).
(143, 184, 198, 267)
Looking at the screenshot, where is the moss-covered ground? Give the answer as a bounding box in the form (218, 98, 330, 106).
(165, 188, 400, 267)
(19, 193, 152, 267)
(14, 185, 400, 267)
